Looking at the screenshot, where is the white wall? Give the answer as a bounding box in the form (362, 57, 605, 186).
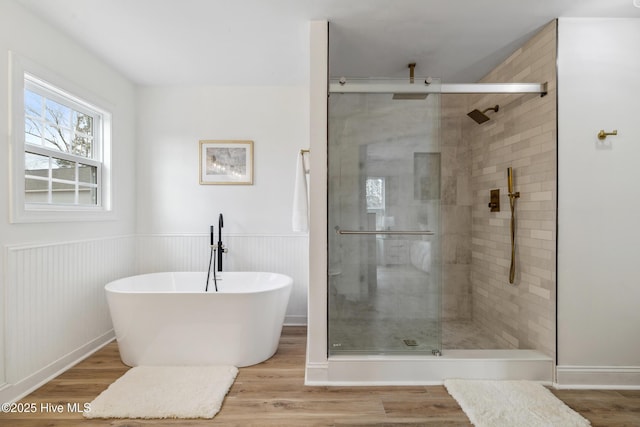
(0, 1, 137, 401)
(0, 0, 310, 401)
(136, 85, 309, 235)
(306, 21, 329, 383)
(136, 85, 310, 323)
(557, 18, 640, 387)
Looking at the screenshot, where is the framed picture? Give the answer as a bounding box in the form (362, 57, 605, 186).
(199, 140, 253, 185)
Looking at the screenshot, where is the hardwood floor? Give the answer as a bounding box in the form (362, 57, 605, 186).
(1, 326, 639, 426)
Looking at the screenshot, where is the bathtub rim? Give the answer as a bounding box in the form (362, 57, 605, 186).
(105, 271, 293, 294)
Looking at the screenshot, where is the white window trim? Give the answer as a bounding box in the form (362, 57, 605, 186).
(9, 51, 114, 223)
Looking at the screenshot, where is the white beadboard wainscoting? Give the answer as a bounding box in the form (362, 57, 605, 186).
(1, 235, 137, 403)
(0, 233, 308, 403)
(137, 234, 309, 325)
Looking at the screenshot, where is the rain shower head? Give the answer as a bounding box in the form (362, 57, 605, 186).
(392, 63, 429, 100)
(467, 105, 499, 124)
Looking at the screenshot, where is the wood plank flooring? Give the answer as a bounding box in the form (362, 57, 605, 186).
(1, 326, 639, 426)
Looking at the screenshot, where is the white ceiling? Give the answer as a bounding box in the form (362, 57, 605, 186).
(15, 0, 640, 86)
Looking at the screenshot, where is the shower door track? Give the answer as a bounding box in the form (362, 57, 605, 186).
(329, 82, 547, 96)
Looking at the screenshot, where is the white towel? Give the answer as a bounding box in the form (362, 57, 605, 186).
(292, 152, 309, 232)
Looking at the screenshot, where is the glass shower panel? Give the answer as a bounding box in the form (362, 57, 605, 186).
(328, 88, 442, 355)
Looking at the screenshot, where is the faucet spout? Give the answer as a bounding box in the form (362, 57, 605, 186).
(217, 213, 224, 271)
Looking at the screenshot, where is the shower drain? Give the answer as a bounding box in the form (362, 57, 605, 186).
(403, 339, 418, 347)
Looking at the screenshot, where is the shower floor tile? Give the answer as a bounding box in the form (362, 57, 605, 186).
(329, 265, 503, 354)
(442, 319, 502, 349)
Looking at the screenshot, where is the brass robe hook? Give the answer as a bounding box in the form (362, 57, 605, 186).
(598, 130, 618, 140)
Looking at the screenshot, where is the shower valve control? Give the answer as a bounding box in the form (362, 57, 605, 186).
(488, 189, 500, 212)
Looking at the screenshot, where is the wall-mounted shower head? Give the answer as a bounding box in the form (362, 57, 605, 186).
(467, 105, 499, 124)
(392, 63, 429, 100)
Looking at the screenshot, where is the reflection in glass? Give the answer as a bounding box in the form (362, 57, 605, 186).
(366, 177, 385, 210)
(414, 153, 441, 200)
(328, 90, 441, 356)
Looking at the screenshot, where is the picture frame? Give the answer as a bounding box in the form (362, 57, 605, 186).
(199, 140, 253, 185)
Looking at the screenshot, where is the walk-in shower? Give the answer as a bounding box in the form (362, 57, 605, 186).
(318, 74, 554, 383)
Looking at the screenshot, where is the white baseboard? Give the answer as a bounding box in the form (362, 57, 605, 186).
(0, 331, 115, 403)
(555, 365, 640, 389)
(305, 361, 330, 385)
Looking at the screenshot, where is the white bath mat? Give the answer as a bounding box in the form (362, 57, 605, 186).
(84, 365, 238, 419)
(444, 379, 591, 427)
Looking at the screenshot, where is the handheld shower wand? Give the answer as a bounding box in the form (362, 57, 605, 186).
(507, 167, 520, 284)
(205, 225, 218, 292)
(507, 167, 514, 194)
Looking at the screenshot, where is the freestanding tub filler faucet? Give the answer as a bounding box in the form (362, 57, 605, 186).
(206, 225, 218, 292)
(217, 213, 226, 271)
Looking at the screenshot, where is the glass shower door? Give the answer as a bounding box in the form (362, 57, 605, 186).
(328, 88, 441, 355)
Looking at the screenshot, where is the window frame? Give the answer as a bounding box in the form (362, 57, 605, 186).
(9, 52, 113, 223)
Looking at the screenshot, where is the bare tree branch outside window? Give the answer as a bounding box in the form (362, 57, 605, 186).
(24, 89, 94, 160)
(22, 82, 101, 206)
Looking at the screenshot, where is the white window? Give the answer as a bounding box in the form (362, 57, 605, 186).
(366, 177, 385, 211)
(9, 53, 112, 222)
(366, 177, 386, 229)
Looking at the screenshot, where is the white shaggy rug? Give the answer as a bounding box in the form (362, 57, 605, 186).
(84, 365, 238, 419)
(444, 379, 591, 427)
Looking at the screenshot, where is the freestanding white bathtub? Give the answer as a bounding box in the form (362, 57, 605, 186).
(105, 271, 292, 367)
